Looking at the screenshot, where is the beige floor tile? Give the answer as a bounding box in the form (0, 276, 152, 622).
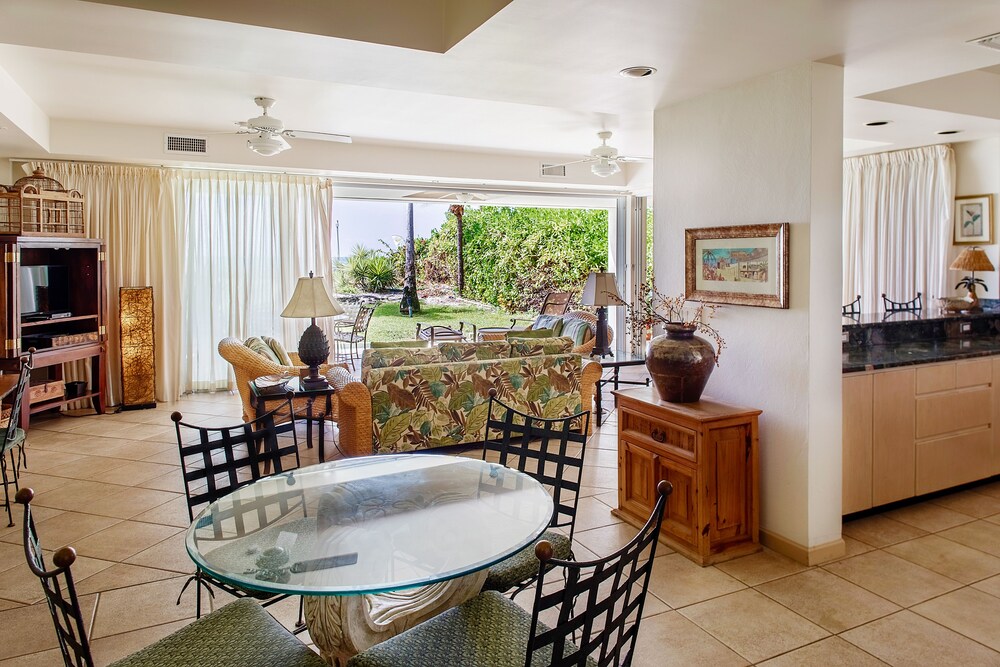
(756, 568, 900, 633)
(0, 506, 63, 542)
(632, 610, 749, 666)
(842, 515, 927, 547)
(822, 550, 961, 607)
(647, 553, 745, 609)
(0, 541, 29, 574)
(0, 599, 22, 611)
(73, 562, 181, 596)
(131, 495, 191, 528)
(971, 480, 1000, 500)
(30, 480, 128, 511)
(841, 610, 1000, 665)
(581, 446, 617, 469)
(0, 647, 64, 666)
(886, 534, 1000, 584)
(679, 589, 828, 663)
(574, 522, 658, 558)
(757, 636, 888, 666)
(579, 464, 617, 490)
(0, 555, 113, 604)
(939, 520, 1000, 557)
(100, 440, 176, 461)
(884, 501, 976, 532)
(0, 594, 97, 660)
(90, 576, 195, 639)
(72, 521, 180, 561)
(125, 531, 196, 574)
(42, 455, 130, 481)
(141, 449, 184, 465)
(972, 573, 1000, 599)
(912, 587, 1000, 651)
(0, 511, 120, 550)
(573, 495, 621, 532)
(88, 461, 177, 486)
(136, 469, 184, 493)
(89, 618, 192, 665)
(713, 548, 808, 586)
(65, 419, 139, 438)
(9, 448, 84, 473)
(10, 472, 75, 493)
(83, 487, 180, 519)
(930, 489, 1000, 518)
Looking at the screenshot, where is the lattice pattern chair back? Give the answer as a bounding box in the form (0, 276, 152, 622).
(842, 295, 861, 317)
(2, 350, 33, 526)
(172, 396, 301, 522)
(881, 292, 922, 314)
(528, 480, 671, 667)
(17, 488, 95, 667)
(483, 393, 589, 541)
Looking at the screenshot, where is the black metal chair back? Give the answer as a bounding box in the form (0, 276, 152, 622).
(882, 292, 922, 314)
(172, 396, 301, 523)
(483, 393, 589, 542)
(2, 351, 33, 526)
(842, 295, 861, 317)
(17, 488, 95, 667)
(527, 481, 671, 667)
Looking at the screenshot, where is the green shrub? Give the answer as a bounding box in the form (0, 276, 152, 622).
(342, 245, 399, 292)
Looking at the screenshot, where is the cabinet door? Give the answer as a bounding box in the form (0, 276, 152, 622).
(619, 439, 656, 519)
(654, 456, 699, 552)
(703, 422, 753, 546)
(843, 374, 873, 514)
(872, 368, 916, 505)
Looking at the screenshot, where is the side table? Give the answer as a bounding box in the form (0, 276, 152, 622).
(250, 376, 336, 462)
(593, 351, 649, 426)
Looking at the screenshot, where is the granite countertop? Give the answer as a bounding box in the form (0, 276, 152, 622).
(843, 337, 1000, 373)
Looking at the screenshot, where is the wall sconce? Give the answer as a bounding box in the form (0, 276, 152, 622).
(120, 286, 156, 410)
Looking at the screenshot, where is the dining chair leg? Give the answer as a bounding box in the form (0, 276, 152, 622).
(1, 456, 13, 528)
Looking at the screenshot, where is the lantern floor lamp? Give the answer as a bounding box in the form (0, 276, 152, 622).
(581, 271, 622, 358)
(119, 286, 156, 410)
(281, 272, 344, 389)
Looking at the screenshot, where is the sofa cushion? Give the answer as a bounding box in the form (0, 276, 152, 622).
(560, 318, 593, 347)
(438, 341, 511, 362)
(508, 337, 574, 357)
(370, 340, 432, 349)
(244, 336, 281, 364)
(261, 336, 293, 366)
(361, 347, 445, 382)
(533, 314, 565, 336)
(504, 328, 553, 340)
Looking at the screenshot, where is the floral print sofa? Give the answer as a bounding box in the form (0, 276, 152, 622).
(326, 339, 602, 456)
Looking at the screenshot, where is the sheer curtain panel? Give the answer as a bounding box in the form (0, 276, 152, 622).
(843, 145, 955, 312)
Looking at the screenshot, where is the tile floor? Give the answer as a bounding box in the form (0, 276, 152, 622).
(2, 384, 1000, 665)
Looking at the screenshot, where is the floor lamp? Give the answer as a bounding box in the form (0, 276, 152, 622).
(119, 286, 156, 410)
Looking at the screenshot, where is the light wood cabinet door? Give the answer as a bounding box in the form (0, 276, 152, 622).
(872, 368, 916, 506)
(619, 439, 656, 520)
(843, 374, 873, 514)
(654, 456, 699, 553)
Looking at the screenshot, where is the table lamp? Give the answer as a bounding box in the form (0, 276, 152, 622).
(281, 272, 344, 389)
(580, 271, 621, 358)
(949, 246, 995, 313)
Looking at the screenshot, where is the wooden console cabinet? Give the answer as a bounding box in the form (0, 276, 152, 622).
(612, 387, 761, 566)
(0, 236, 107, 426)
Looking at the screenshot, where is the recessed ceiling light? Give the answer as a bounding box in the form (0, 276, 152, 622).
(619, 66, 657, 79)
(970, 31, 1000, 51)
(865, 121, 891, 127)
(937, 130, 961, 135)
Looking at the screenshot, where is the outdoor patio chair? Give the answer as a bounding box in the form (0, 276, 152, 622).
(415, 322, 467, 344)
(16, 488, 326, 667)
(1, 350, 32, 527)
(471, 290, 575, 339)
(347, 480, 672, 667)
(333, 301, 377, 371)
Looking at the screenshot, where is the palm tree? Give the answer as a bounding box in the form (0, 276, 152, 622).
(449, 204, 465, 294)
(400, 202, 420, 314)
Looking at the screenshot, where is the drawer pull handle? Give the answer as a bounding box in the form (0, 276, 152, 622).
(650, 428, 666, 443)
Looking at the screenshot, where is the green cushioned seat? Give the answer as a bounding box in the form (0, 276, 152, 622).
(346, 591, 596, 667)
(504, 327, 553, 340)
(481, 530, 571, 593)
(109, 598, 326, 667)
(0, 427, 25, 455)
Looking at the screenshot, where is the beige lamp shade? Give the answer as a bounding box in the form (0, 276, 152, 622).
(280, 273, 344, 318)
(580, 272, 623, 306)
(949, 246, 996, 273)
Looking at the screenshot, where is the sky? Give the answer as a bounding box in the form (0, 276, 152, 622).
(332, 199, 450, 259)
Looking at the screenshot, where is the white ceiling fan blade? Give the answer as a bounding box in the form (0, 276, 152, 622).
(402, 191, 489, 203)
(545, 157, 597, 169)
(616, 156, 652, 163)
(282, 129, 352, 144)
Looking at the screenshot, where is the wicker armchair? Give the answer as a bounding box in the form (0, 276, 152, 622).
(218, 337, 344, 422)
(477, 310, 613, 356)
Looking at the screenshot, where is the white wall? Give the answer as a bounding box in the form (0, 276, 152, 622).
(953, 138, 1000, 296)
(654, 62, 844, 554)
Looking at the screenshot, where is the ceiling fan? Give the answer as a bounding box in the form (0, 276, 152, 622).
(236, 97, 352, 156)
(552, 131, 647, 177)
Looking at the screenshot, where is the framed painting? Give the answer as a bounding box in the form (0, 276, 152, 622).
(954, 194, 994, 245)
(685, 223, 789, 309)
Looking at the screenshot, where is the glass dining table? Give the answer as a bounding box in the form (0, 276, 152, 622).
(185, 454, 554, 665)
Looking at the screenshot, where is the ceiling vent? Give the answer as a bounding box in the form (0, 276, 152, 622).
(540, 163, 566, 177)
(970, 31, 1000, 51)
(164, 134, 208, 155)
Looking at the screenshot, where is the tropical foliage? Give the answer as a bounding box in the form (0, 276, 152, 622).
(340, 245, 398, 292)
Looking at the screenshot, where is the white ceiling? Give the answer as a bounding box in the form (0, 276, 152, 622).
(0, 0, 998, 183)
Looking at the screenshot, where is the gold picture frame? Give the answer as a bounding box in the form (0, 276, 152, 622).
(684, 223, 790, 309)
(954, 194, 994, 245)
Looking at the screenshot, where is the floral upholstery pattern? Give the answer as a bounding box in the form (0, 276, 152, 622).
(360, 347, 444, 382)
(438, 341, 511, 362)
(508, 336, 574, 357)
(365, 353, 584, 454)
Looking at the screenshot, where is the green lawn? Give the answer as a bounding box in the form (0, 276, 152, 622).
(366, 302, 529, 342)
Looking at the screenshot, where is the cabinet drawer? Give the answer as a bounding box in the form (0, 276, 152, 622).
(916, 359, 991, 394)
(916, 429, 992, 494)
(915, 387, 992, 439)
(620, 408, 697, 462)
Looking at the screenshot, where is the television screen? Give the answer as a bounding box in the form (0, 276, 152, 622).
(20, 265, 69, 316)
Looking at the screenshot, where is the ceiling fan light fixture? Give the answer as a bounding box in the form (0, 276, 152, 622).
(591, 160, 620, 178)
(619, 66, 657, 78)
(247, 132, 290, 157)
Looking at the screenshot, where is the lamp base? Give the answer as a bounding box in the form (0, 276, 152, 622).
(298, 320, 330, 389)
(589, 306, 613, 358)
(301, 374, 329, 390)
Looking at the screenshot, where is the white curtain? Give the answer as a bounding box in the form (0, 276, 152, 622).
(843, 145, 955, 311)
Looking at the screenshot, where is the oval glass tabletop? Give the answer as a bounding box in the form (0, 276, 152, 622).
(185, 454, 554, 596)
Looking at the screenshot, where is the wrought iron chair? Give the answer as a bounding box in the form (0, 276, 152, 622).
(881, 292, 922, 314)
(478, 391, 589, 598)
(15, 488, 326, 667)
(347, 480, 672, 667)
(842, 295, 861, 317)
(471, 290, 575, 340)
(172, 397, 306, 628)
(1, 350, 33, 527)
(332, 301, 377, 371)
(414, 322, 467, 344)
